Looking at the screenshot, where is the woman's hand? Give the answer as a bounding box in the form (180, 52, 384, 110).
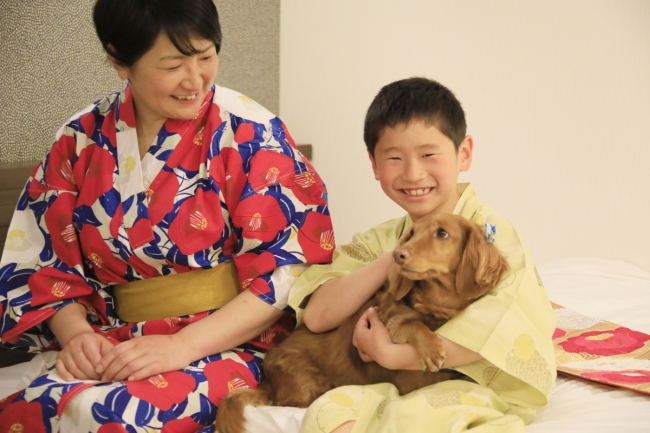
(56, 331, 114, 381)
(96, 334, 193, 382)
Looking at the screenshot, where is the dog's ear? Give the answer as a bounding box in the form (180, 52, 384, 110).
(388, 263, 414, 300)
(455, 223, 509, 299)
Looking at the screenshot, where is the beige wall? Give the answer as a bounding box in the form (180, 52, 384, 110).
(279, 0, 650, 271)
(0, 0, 279, 164)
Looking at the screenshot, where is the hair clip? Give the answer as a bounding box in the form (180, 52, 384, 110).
(484, 223, 497, 243)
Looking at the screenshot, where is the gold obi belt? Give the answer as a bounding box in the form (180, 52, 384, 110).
(112, 261, 240, 322)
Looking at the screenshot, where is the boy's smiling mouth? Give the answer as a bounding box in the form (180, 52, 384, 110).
(401, 188, 433, 196)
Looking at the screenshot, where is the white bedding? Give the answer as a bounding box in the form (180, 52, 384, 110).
(1, 257, 649, 431)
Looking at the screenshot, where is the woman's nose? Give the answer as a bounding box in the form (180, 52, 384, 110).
(183, 61, 202, 88)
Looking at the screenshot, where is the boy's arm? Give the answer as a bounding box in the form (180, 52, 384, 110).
(353, 306, 483, 370)
(303, 251, 395, 333)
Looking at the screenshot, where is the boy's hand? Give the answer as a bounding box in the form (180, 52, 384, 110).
(352, 307, 393, 364)
(353, 306, 424, 370)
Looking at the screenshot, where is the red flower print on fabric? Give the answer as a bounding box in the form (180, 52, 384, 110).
(231, 194, 287, 243)
(44, 192, 82, 268)
(142, 317, 191, 336)
(98, 423, 129, 433)
(0, 399, 47, 433)
(552, 328, 567, 340)
(127, 255, 161, 280)
(168, 189, 225, 255)
(45, 134, 78, 190)
(124, 371, 197, 411)
(160, 416, 203, 433)
(76, 146, 117, 207)
(298, 211, 335, 264)
(581, 370, 650, 386)
(204, 358, 258, 406)
(165, 116, 210, 173)
(210, 147, 247, 214)
(234, 252, 276, 290)
(79, 224, 128, 283)
(234, 122, 255, 144)
(28, 267, 93, 307)
(559, 327, 650, 356)
(248, 150, 294, 192)
(148, 169, 179, 225)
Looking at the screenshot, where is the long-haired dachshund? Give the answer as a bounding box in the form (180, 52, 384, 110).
(215, 213, 509, 433)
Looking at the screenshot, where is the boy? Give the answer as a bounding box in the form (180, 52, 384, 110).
(288, 78, 556, 432)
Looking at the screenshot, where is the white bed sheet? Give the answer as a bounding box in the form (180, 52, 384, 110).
(1, 257, 649, 431)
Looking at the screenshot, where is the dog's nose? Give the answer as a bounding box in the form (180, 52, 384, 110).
(394, 249, 410, 264)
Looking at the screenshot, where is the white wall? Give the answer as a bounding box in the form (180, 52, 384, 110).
(280, 0, 650, 271)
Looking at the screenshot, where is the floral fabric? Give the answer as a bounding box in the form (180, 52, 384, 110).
(552, 303, 650, 395)
(0, 84, 334, 431)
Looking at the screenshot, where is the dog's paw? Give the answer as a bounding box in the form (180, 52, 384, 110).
(417, 334, 446, 372)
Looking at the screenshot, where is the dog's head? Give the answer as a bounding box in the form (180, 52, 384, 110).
(388, 213, 509, 318)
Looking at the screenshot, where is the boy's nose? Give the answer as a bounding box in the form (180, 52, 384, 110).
(403, 161, 426, 181)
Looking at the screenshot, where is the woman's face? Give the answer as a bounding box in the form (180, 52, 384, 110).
(112, 32, 218, 130)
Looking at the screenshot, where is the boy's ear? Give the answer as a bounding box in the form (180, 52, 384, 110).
(368, 151, 379, 180)
(458, 135, 474, 172)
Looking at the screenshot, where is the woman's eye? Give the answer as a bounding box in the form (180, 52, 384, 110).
(201, 55, 213, 61)
(166, 65, 181, 70)
(435, 228, 448, 239)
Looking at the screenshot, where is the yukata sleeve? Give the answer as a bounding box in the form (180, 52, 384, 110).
(435, 209, 557, 418)
(225, 117, 335, 311)
(288, 216, 410, 326)
(0, 128, 111, 352)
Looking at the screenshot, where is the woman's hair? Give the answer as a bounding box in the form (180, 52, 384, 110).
(364, 77, 467, 156)
(93, 0, 222, 67)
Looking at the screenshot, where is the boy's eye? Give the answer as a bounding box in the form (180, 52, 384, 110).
(201, 55, 214, 61)
(423, 153, 436, 158)
(435, 228, 449, 239)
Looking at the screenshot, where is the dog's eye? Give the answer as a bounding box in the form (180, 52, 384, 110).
(403, 229, 414, 241)
(435, 228, 449, 239)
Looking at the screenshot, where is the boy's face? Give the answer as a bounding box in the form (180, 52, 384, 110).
(370, 121, 472, 222)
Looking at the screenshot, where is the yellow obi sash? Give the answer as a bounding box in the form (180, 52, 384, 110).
(112, 261, 240, 322)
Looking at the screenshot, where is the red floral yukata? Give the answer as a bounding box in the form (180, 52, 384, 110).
(0, 84, 334, 432)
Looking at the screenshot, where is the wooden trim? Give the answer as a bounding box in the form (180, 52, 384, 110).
(297, 144, 312, 161)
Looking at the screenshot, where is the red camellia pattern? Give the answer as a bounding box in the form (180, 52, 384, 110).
(168, 189, 225, 255)
(79, 224, 128, 283)
(581, 370, 650, 385)
(75, 146, 116, 207)
(204, 358, 258, 406)
(44, 192, 82, 268)
(209, 147, 247, 214)
(28, 267, 93, 306)
(124, 371, 197, 411)
(559, 327, 650, 356)
(0, 400, 47, 433)
(45, 134, 77, 190)
(160, 417, 202, 433)
(148, 169, 180, 225)
(298, 211, 335, 263)
(232, 194, 287, 242)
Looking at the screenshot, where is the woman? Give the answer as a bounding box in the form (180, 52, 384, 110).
(0, 0, 334, 431)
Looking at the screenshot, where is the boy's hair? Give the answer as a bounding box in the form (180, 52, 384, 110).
(93, 0, 222, 68)
(364, 77, 467, 156)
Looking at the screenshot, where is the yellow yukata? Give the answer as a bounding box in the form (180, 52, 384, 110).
(288, 183, 557, 433)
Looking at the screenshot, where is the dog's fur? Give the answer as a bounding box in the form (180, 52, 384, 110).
(215, 213, 509, 433)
